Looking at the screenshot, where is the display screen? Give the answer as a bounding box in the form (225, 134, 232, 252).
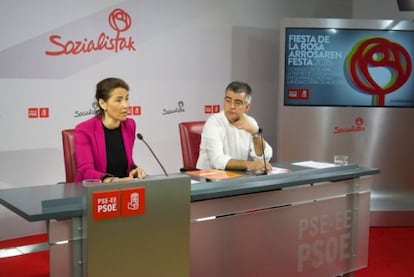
(283, 25, 414, 107)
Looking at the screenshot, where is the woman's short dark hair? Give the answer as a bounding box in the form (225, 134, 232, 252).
(95, 77, 129, 114)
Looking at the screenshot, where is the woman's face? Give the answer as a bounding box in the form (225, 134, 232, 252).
(99, 87, 130, 124)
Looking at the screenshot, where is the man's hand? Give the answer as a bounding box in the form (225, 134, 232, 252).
(231, 115, 258, 135)
(246, 160, 273, 172)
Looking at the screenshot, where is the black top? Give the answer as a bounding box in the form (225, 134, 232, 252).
(104, 125, 128, 177)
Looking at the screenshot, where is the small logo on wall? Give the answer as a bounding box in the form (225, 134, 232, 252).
(204, 105, 220, 114)
(28, 107, 49, 118)
(74, 102, 141, 117)
(129, 105, 141, 116)
(162, 101, 185, 115)
(45, 8, 136, 56)
(74, 102, 99, 117)
(333, 117, 365, 134)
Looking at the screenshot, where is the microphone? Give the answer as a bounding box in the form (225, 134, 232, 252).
(137, 133, 168, 176)
(257, 128, 268, 175)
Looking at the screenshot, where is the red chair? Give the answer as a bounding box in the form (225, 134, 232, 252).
(178, 121, 205, 171)
(61, 129, 77, 183)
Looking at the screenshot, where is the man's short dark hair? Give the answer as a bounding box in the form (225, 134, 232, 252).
(225, 81, 252, 104)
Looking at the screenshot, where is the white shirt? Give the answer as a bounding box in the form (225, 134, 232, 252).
(196, 111, 273, 169)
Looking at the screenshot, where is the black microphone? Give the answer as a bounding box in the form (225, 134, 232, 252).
(257, 128, 268, 175)
(137, 133, 168, 176)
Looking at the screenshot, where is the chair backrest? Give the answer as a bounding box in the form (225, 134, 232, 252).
(61, 129, 77, 183)
(178, 121, 205, 170)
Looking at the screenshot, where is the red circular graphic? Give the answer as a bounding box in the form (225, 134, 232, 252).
(108, 9, 132, 32)
(355, 117, 364, 126)
(349, 37, 411, 104)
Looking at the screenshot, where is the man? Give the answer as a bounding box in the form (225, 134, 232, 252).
(196, 81, 273, 173)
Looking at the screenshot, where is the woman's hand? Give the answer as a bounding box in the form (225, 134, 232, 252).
(102, 167, 147, 183)
(129, 167, 147, 179)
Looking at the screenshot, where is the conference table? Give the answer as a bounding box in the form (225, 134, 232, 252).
(0, 161, 379, 277)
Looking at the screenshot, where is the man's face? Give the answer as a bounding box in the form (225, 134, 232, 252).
(223, 90, 250, 123)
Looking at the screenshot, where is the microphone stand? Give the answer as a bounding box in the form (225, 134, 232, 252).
(137, 134, 168, 176)
(258, 128, 268, 175)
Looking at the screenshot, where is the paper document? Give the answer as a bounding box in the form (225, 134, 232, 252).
(292, 160, 336, 169)
(185, 169, 244, 180)
(270, 167, 291, 174)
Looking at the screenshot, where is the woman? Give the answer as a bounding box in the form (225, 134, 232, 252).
(74, 77, 146, 183)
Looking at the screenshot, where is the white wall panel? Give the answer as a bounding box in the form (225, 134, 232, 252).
(0, 0, 352, 239)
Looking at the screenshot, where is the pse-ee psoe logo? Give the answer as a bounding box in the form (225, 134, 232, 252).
(28, 107, 49, 118)
(345, 37, 412, 106)
(204, 104, 220, 114)
(45, 8, 135, 56)
(92, 187, 145, 220)
(287, 88, 310, 100)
